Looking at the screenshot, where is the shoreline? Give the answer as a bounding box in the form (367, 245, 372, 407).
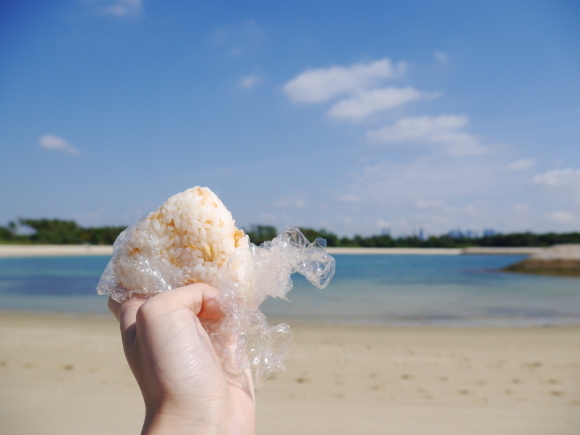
(0, 244, 114, 257)
(1, 310, 578, 434)
(3, 309, 579, 329)
(0, 244, 544, 257)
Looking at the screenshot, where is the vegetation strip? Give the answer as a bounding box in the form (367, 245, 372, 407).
(2, 220, 580, 249)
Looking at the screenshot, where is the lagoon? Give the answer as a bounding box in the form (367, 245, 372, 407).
(0, 254, 579, 326)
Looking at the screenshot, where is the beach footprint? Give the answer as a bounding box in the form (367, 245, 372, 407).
(295, 377, 310, 384)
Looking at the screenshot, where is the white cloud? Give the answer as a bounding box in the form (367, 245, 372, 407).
(257, 213, 279, 224)
(239, 75, 262, 90)
(331, 154, 535, 235)
(208, 28, 228, 45)
(415, 199, 445, 209)
(513, 203, 530, 212)
(508, 158, 536, 171)
(336, 194, 360, 203)
(323, 147, 580, 234)
(39, 134, 80, 155)
(376, 219, 391, 229)
(547, 211, 576, 224)
(282, 58, 406, 103)
(463, 201, 488, 216)
(92, 0, 142, 17)
(433, 51, 448, 62)
(208, 20, 264, 57)
(367, 115, 487, 157)
(327, 86, 423, 122)
(336, 215, 354, 226)
(73, 209, 107, 226)
(532, 168, 580, 188)
(350, 156, 500, 205)
(274, 197, 305, 209)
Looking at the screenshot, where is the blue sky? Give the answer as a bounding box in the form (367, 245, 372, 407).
(1, 0, 579, 237)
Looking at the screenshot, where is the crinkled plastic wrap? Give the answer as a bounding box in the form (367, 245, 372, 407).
(209, 228, 334, 386)
(97, 187, 335, 387)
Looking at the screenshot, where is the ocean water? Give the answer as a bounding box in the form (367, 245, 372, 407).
(0, 254, 579, 326)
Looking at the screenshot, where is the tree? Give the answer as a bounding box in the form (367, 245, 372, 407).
(245, 225, 278, 245)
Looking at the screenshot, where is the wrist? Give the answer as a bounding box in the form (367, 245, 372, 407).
(142, 410, 222, 435)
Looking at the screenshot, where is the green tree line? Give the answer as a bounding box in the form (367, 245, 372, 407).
(245, 225, 580, 248)
(0, 219, 127, 245)
(1, 219, 580, 247)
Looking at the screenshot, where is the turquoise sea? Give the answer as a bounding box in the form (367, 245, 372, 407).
(0, 254, 579, 326)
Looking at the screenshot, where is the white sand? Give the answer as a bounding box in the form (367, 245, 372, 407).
(1, 311, 578, 435)
(0, 245, 113, 257)
(0, 244, 547, 257)
(532, 244, 580, 260)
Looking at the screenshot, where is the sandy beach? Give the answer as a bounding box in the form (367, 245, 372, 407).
(0, 311, 578, 435)
(0, 244, 544, 257)
(0, 245, 114, 257)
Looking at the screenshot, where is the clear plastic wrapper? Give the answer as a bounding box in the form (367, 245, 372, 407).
(97, 187, 335, 387)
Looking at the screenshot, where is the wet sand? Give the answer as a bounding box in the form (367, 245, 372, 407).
(0, 311, 578, 434)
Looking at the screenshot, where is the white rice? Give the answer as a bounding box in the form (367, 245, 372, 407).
(110, 186, 252, 296)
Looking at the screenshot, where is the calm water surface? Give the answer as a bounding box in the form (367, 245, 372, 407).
(0, 254, 579, 326)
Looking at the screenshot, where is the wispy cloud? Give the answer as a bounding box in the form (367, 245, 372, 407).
(335, 194, 360, 203)
(274, 196, 305, 209)
(39, 134, 80, 155)
(508, 158, 536, 171)
(208, 28, 228, 45)
(90, 0, 142, 17)
(73, 209, 106, 226)
(238, 74, 262, 90)
(327, 86, 423, 122)
(376, 219, 390, 229)
(513, 203, 530, 212)
(208, 20, 265, 57)
(330, 152, 539, 234)
(532, 168, 580, 188)
(433, 51, 448, 62)
(415, 199, 445, 209)
(346, 156, 498, 205)
(367, 115, 487, 157)
(282, 58, 406, 103)
(547, 211, 576, 224)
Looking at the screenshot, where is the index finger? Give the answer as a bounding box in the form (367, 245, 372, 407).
(108, 297, 121, 322)
(139, 283, 223, 320)
(108, 296, 147, 335)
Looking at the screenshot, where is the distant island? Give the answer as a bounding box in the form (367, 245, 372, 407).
(1, 219, 580, 249)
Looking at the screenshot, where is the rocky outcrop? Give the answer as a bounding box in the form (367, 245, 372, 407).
(503, 244, 580, 276)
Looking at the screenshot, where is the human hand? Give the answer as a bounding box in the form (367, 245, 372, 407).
(108, 284, 255, 435)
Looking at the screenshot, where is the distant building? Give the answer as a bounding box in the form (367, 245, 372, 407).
(418, 228, 425, 240)
(448, 229, 481, 239)
(483, 229, 496, 237)
(381, 228, 391, 236)
(465, 230, 479, 239)
(448, 229, 463, 239)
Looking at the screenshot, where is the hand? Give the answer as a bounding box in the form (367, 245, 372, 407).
(108, 284, 256, 435)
